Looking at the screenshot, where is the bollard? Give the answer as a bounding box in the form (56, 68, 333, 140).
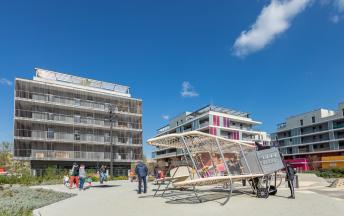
(295, 175, 299, 188)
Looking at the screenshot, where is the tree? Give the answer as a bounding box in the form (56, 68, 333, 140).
(0, 141, 13, 168)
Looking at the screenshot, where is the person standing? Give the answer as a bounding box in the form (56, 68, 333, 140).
(135, 161, 148, 194)
(99, 165, 106, 184)
(286, 163, 296, 199)
(69, 162, 79, 189)
(78, 164, 86, 190)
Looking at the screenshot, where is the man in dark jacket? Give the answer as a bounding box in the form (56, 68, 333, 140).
(286, 163, 296, 199)
(135, 161, 148, 194)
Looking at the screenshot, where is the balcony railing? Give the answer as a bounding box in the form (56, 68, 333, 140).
(333, 123, 344, 129)
(14, 129, 142, 145)
(15, 90, 141, 115)
(15, 110, 142, 130)
(199, 122, 209, 128)
(15, 149, 141, 161)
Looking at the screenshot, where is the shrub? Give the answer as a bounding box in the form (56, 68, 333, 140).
(112, 176, 128, 180)
(0, 186, 74, 215)
(315, 167, 344, 178)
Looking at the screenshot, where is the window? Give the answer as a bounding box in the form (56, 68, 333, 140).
(47, 128, 54, 139)
(312, 116, 315, 123)
(300, 119, 303, 126)
(48, 113, 54, 121)
(74, 130, 80, 140)
(342, 109, 344, 116)
(74, 115, 81, 123)
(75, 99, 81, 106)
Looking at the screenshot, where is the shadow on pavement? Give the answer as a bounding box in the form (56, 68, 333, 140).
(91, 185, 120, 188)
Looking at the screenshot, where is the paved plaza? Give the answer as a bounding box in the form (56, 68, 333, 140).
(32, 175, 344, 216)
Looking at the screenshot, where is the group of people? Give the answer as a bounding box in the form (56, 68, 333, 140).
(66, 162, 88, 190)
(64, 163, 109, 190)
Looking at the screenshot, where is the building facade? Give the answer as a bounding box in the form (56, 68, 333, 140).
(272, 102, 344, 163)
(14, 68, 142, 175)
(152, 105, 270, 168)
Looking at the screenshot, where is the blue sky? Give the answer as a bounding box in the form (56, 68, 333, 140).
(0, 0, 344, 157)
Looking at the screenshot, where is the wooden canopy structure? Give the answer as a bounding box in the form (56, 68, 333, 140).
(148, 131, 285, 204)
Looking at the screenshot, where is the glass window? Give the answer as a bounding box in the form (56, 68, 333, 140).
(74, 129, 80, 140)
(75, 99, 81, 106)
(74, 115, 81, 123)
(312, 116, 315, 123)
(47, 128, 54, 139)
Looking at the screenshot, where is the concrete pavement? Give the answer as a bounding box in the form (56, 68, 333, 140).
(32, 178, 344, 216)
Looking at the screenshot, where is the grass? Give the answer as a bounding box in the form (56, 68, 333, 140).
(0, 186, 74, 216)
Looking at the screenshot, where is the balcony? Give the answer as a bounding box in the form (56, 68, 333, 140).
(199, 122, 209, 128)
(15, 90, 141, 116)
(15, 149, 141, 162)
(153, 152, 180, 159)
(14, 129, 142, 146)
(15, 110, 142, 131)
(333, 123, 344, 129)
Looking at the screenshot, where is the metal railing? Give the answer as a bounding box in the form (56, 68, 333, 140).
(15, 90, 141, 115)
(15, 109, 142, 129)
(333, 123, 344, 129)
(14, 129, 142, 145)
(14, 149, 141, 161)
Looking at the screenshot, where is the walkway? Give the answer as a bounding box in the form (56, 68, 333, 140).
(33, 179, 344, 216)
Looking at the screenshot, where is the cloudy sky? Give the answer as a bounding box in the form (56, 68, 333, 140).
(0, 0, 344, 157)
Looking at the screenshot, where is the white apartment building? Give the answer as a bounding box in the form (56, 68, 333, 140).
(152, 105, 270, 166)
(14, 68, 143, 175)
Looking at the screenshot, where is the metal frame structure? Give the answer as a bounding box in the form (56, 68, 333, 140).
(148, 131, 284, 205)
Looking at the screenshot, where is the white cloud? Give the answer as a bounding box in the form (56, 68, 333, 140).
(233, 0, 311, 57)
(335, 0, 344, 11)
(0, 78, 12, 86)
(181, 81, 199, 98)
(330, 0, 344, 23)
(330, 14, 341, 22)
(162, 115, 169, 120)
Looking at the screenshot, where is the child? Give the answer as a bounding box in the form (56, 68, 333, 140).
(63, 175, 69, 187)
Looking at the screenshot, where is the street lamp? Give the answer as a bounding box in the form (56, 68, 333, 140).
(109, 104, 114, 179)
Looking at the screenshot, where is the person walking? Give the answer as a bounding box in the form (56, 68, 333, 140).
(78, 164, 86, 190)
(135, 161, 148, 194)
(69, 162, 79, 189)
(99, 165, 106, 184)
(286, 163, 296, 199)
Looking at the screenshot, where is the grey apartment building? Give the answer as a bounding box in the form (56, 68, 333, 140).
(272, 102, 344, 159)
(14, 68, 142, 175)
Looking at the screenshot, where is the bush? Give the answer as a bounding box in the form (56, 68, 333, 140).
(0, 174, 62, 186)
(112, 176, 128, 180)
(315, 167, 344, 178)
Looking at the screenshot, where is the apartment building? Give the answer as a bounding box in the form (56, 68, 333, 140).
(14, 68, 142, 175)
(272, 102, 344, 160)
(152, 105, 270, 167)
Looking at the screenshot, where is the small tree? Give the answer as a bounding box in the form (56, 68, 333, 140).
(0, 142, 13, 168)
